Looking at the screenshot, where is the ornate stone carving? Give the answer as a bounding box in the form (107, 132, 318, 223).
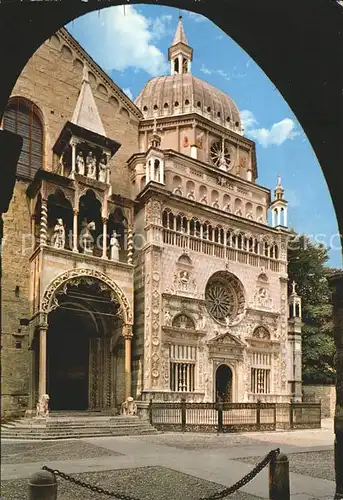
(164, 310, 172, 326)
(80, 220, 95, 254)
(86, 150, 97, 179)
(173, 185, 183, 196)
(121, 396, 137, 415)
(76, 151, 85, 175)
(187, 190, 196, 200)
(98, 155, 109, 183)
(41, 268, 133, 323)
(51, 218, 65, 249)
(110, 230, 120, 261)
(36, 394, 50, 418)
(252, 326, 271, 340)
(205, 271, 245, 326)
(252, 286, 273, 310)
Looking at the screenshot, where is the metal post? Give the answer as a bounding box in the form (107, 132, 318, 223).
(256, 399, 261, 430)
(269, 453, 290, 500)
(28, 470, 57, 500)
(181, 398, 186, 432)
(217, 401, 223, 433)
(149, 398, 153, 425)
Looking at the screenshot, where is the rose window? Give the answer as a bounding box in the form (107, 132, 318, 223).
(210, 140, 231, 169)
(205, 272, 245, 325)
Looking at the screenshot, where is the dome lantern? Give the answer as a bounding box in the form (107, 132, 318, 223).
(168, 15, 193, 75)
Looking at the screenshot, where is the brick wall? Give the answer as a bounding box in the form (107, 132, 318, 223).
(2, 180, 32, 417)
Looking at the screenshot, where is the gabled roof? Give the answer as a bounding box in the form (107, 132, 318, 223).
(208, 331, 246, 347)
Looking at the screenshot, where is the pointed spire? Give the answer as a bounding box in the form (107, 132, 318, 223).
(168, 15, 193, 75)
(71, 64, 106, 137)
(172, 15, 189, 46)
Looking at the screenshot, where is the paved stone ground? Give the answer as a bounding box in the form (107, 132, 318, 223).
(0, 419, 336, 499)
(1, 441, 122, 465)
(237, 450, 335, 482)
(0, 466, 261, 500)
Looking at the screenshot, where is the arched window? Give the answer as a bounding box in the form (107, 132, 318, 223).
(3, 97, 43, 179)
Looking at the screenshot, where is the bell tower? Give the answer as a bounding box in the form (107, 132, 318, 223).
(168, 16, 193, 75)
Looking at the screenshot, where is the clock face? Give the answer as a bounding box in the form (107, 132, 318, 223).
(210, 139, 235, 170)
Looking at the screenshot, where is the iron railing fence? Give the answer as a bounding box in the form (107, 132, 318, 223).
(149, 400, 321, 433)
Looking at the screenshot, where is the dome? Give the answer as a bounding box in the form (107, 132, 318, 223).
(134, 73, 242, 133)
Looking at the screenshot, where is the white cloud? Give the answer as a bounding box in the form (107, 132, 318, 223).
(200, 64, 212, 75)
(241, 110, 258, 130)
(200, 64, 246, 82)
(187, 11, 207, 22)
(241, 110, 299, 147)
(68, 5, 171, 76)
(123, 87, 133, 100)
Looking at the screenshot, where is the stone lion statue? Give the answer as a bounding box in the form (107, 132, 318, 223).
(121, 396, 137, 416)
(36, 394, 50, 418)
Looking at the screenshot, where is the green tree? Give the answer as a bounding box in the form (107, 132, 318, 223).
(287, 234, 336, 384)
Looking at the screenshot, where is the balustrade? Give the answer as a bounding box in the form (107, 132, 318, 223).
(162, 227, 281, 272)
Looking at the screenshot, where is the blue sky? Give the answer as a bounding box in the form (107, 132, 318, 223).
(67, 4, 342, 268)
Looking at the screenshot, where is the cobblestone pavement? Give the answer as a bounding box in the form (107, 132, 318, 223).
(1, 441, 122, 465)
(1, 466, 261, 500)
(237, 450, 335, 482)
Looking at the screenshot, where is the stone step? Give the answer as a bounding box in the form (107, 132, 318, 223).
(1, 415, 158, 440)
(1, 429, 159, 440)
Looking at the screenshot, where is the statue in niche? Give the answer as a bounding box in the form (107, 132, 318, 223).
(51, 218, 65, 249)
(224, 203, 231, 213)
(173, 185, 183, 196)
(187, 190, 196, 200)
(76, 151, 85, 175)
(165, 310, 172, 326)
(197, 315, 207, 330)
(212, 199, 220, 209)
(180, 270, 189, 289)
(200, 194, 208, 205)
(86, 151, 97, 179)
(36, 394, 50, 419)
(80, 220, 95, 255)
(98, 155, 108, 183)
(110, 231, 120, 261)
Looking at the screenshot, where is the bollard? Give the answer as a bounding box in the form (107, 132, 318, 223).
(269, 452, 290, 500)
(28, 470, 57, 500)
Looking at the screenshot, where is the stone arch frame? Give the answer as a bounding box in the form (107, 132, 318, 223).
(172, 313, 196, 330)
(252, 325, 271, 340)
(213, 362, 236, 402)
(41, 268, 133, 325)
(205, 270, 246, 326)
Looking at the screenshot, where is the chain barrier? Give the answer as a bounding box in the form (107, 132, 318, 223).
(42, 447, 280, 499)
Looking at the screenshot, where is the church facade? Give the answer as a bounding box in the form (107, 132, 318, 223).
(1, 19, 302, 419)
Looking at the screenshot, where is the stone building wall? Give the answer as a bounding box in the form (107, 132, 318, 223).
(1, 180, 32, 418)
(1, 27, 140, 418)
(303, 385, 336, 418)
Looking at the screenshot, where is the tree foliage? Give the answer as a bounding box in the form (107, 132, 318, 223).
(287, 234, 335, 384)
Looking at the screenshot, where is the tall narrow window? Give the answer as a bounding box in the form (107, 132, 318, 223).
(3, 97, 43, 180)
(250, 352, 271, 394)
(170, 344, 196, 392)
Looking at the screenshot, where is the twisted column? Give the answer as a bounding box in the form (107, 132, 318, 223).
(127, 226, 133, 265)
(40, 199, 48, 246)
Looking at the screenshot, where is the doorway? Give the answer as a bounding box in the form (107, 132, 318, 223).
(215, 364, 233, 402)
(47, 307, 91, 410)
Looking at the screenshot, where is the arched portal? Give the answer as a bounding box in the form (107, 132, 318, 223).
(46, 278, 123, 412)
(32, 269, 133, 413)
(216, 364, 233, 403)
